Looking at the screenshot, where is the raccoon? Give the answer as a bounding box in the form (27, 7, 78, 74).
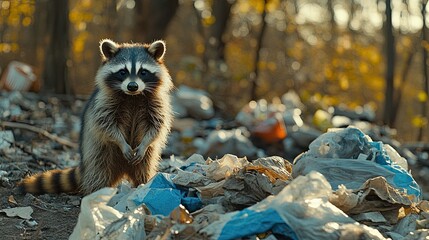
(19, 39, 173, 195)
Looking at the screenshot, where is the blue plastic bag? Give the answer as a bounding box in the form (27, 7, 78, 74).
(131, 173, 202, 216)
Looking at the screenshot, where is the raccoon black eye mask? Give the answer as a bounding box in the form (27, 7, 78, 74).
(19, 39, 173, 195)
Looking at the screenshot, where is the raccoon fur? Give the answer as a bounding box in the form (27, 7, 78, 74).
(19, 39, 173, 195)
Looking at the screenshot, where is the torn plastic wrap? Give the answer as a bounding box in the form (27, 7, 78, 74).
(70, 188, 123, 240)
(222, 156, 293, 210)
(201, 171, 385, 240)
(129, 173, 202, 216)
(293, 127, 421, 201)
(70, 188, 163, 240)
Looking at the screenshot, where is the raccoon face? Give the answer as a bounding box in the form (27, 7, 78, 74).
(95, 39, 169, 96)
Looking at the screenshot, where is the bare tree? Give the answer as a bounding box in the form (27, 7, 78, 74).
(383, 0, 395, 126)
(392, 43, 417, 127)
(250, 0, 268, 101)
(134, 0, 179, 43)
(418, 0, 429, 141)
(42, 0, 70, 94)
(203, 0, 234, 68)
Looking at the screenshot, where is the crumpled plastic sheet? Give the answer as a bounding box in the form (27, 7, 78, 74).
(70, 188, 123, 240)
(0, 206, 33, 220)
(129, 173, 202, 216)
(205, 154, 249, 181)
(100, 206, 148, 240)
(293, 126, 421, 200)
(330, 176, 414, 216)
(70, 173, 203, 239)
(70, 188, 162, 240)
(222, 168, 287, 209)
(106, 172, 204, 217)
(222, 156, 292, 210)
(201, 171, 385, 240)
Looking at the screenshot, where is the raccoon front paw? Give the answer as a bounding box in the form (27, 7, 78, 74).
(121, 144, 135, 162)
(131, 144, 148, 164)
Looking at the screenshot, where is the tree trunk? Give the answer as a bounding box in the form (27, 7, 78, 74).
(418, 0, 429, 141)
(250, 0, 268, 101)
(391, 46, 416, 127)
(134, 0, 179, 43)
(42, 0, 69, 94)
(383, 0, 395, 126)
(203, 0, 234, 67)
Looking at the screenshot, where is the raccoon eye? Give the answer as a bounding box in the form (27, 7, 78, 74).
(118, 69, 128, 76)
(139, 69, 149, 76)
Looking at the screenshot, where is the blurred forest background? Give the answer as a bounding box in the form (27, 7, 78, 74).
(0, 0, 428, 142)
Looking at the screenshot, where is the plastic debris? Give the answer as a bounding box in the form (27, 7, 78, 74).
(172, 85, 214, 119)
(128, 173, 202, 216)
(352, 212, 387, 223)
(293, 127, 421, 200)
(221, 156, 292, 210)
(201, 171, 384, 240)
(2, 83, 429, 239)
(70, 153, 405, 239)
(251, 112, 287, 143)
(0, 130, 14, 150)
(0, 61, 39, 92)
(0, 206, 33, 220)
(98, 205, 149, 240)
(236, 99, 289, 144)
(70, 188, 122, 240)
(198, 128, 261, 158)
(281, 90, 305, 110)
(205, 154, 248, 181)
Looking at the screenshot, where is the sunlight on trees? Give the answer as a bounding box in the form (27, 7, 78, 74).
(0, 0, 428, 141)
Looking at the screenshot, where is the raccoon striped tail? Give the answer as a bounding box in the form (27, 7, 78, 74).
(18, 167, 81, 194)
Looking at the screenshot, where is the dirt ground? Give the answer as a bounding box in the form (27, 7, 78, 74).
(0, 131, 82, 240)
(0, 188, 80, 240)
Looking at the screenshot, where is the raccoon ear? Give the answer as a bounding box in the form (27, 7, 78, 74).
(100, 39, 119, 60)
(148, 40, 166, 61)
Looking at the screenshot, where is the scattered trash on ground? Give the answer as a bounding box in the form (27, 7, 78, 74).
(0, 85, 428, 239)
(0, 61, 40, 92)
(0, 206, 33, 220)
(70, 151, 427, 239)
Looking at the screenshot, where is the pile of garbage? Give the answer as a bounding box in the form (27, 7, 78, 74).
(167, 86, 419, 162)
(69, 127, 428, 239)
(1, 84, 429, 239)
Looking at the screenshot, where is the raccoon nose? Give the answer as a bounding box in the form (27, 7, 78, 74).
(127, 82, 139, 92)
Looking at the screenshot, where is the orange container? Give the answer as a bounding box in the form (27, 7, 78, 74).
(251, 112, 287, 143)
